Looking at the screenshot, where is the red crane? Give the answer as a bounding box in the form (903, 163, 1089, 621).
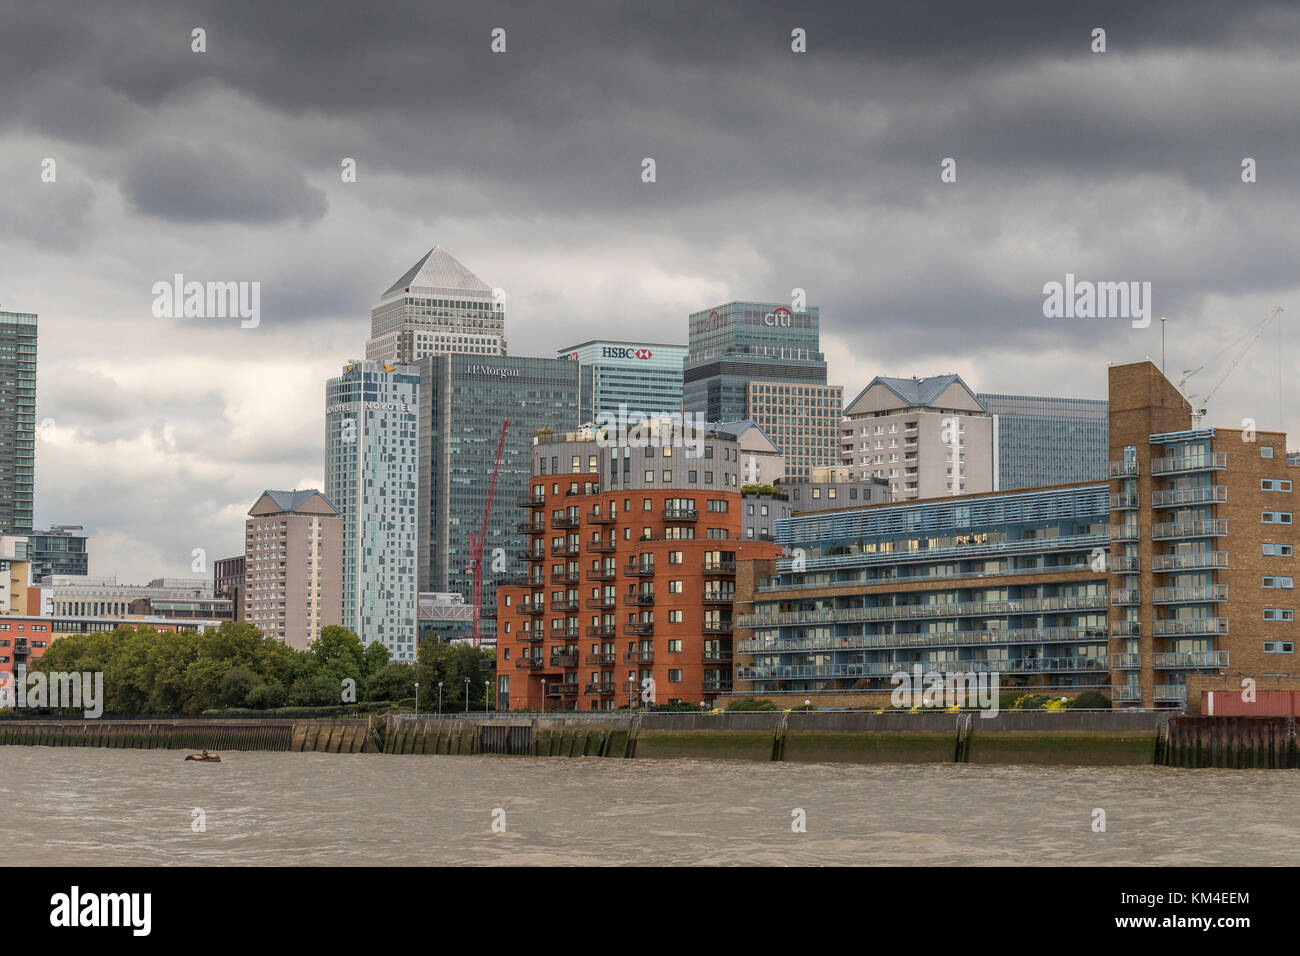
(467, 419, 509, 647)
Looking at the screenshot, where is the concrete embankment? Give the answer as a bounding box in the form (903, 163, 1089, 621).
(5, 711, 1269, 767)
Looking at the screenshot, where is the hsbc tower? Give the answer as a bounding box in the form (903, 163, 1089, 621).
(557, 339, 687, 423)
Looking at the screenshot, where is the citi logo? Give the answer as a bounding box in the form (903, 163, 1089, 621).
(50, 886, 151, 936)
(763, 307, 792, 326)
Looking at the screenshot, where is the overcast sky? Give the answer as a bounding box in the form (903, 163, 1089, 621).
(3, 0, 1299, 583)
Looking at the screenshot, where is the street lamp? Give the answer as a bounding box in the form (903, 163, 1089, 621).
(484, 679, 490, 715)
(541, 679, 546, 713)
(437, 682, 443, 715)
(415, 682, 420, 715)
(464, 678, 470, 713)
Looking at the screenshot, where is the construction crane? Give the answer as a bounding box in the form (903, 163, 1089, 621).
(466, 419, 509, 647)
(1179, 306, 1283, 425)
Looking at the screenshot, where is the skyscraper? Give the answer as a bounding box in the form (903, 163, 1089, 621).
(27, 525, 88, 579)
(684, 301, 827, 423)
(0, 311, 37, 536)
(416, 353, 581, 633)
(325, 360, 421, 661)
(557, 339, 686, 422)
(365, 246, 506, 363)
(978, 393, 1109, 490)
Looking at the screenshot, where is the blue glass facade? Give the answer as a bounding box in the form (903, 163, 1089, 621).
(737, 485, 1111, 694)
(979, 393, 1109, 491)
(558, 340, 685, 421)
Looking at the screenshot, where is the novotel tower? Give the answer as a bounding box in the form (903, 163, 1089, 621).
(325, 360, 422, 660)
(415, 353, 581, 632)
(684, 301, 828, 421)
(558, 339, 686, 423)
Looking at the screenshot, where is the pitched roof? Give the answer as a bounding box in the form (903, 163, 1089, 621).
(381, 245, 492, 298)
(846, 373, 985, 413)
(248, 489, 339, 517)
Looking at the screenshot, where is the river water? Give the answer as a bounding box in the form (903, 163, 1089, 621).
(2, 748, 1296, 865)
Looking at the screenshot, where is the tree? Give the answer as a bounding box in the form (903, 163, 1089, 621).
(364, 662, 415, 702)
(363, 640, 391, 677)
(245, 682, 288, 710)
(415, 640, 496, 710)
(218, 667, 263, 707)
(311, 625, 366, 684)
(289, 672, 339, 707)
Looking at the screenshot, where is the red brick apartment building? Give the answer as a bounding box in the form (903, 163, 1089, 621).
(496, 426, 781, 710)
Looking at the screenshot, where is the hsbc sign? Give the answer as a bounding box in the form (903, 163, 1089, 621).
(601, 346, 654, 360)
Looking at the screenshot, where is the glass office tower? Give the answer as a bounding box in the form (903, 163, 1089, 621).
(558, 339, 686, 422)
(979, 393, 1109, 490)
(0, 311, 36, 536)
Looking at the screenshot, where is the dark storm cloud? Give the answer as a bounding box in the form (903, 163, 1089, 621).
(120, 142, 327, 223)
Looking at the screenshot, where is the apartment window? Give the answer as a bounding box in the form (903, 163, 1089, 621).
(1262, 446, 1275, 459)
(746, 504, 755, 515)
(689, 470, 697, 482)
(644, 471, 654, 482)
(1263, 512, 1293, 524)
(668, 610, 683, 623)
(663, 470, 672, 482)
(668, 639, 682, 652)
(668, 580, 683, 593)
(643, 498, 652, 511)
(1264, 576, 1294, 589)
(1263, 543, 1294, 557)
(667, 669, 683, 683)
(1263, 608, 1294, 621)
(1264, 641, 1294, 653)
(668, 551, 683, 564)
(1262, 479, 1293, 491)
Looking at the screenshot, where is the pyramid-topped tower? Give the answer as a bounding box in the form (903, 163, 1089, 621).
(366, 245, 507, 363)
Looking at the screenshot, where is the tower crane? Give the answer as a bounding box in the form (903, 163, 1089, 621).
(1180, 306, 1283, 426)
(467, 419, 509, 647)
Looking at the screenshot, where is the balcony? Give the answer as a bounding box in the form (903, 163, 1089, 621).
(704, 560, 736, 575)
(550, 570, 580, 584)
(624, 622, 654, 636)
(625, 562, 656, 576)
(1110, 588, 1140, 606)
(589, 540, 617, 553)
(1110, 492, 1140, 510)
(519, 632, 544, 644)
(1153, 684, 1189, 702)
(1153, 650, 1229, 669)
(703, 621, 734, 634)
(1151, 585, 1228, 605)
(702, 679, 733, 692)
(703, 650, 733, 664)
(547, 682, 580, 697)
(520, 603, 546, 616)
(518, 495, 546, 508)
(1152, 486, 1227, 507)
(1111, 685, 1143, 702)
(1108, 621, 1141, 638)
(517, 521, 546, 534)
(549, 599, 580, 612)
(629, 593, 655, 606)
(585, 681, 618, 695)
(585, 652, 616, 665)
(1109, 525, 1139, 542)
(552, 515, 581, 530)
(548, 626, 579, 641)
(703, 592, 735, 605)
(515, 658, 544, 670)
(516, 549, 543, 562)
(662, 508, 698, 522)
(1153, 618, 1228, 637)
(739, 593, 1110, 629)
(549, 652, 579, 668)
(586, 567, 616, 581)
(624, 649, 654, 663)
(588, 510, 616, 524)
(1109, 460, 1139, 477)
(1150, 551, 1227, 572)
(1150, 519, 1228, 540)
(1110, 555, 1140, 572)
(1150, 452, 1226, 476)
(1109, 653, 1141, 669)
(551, 542, 580, 556)
(585, 596, 617, 610)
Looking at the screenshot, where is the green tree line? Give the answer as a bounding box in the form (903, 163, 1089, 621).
(28, 621, 495, 716)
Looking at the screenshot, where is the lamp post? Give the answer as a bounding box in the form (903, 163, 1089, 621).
(541, 679, 546, 713)
(414, 682, 420, 715)
(484, 679, 490, 715)
(464, 678, 470, 713)
(437, 682, 443, 715)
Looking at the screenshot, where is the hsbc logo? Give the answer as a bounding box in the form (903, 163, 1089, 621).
(600, 346, 653, 360)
